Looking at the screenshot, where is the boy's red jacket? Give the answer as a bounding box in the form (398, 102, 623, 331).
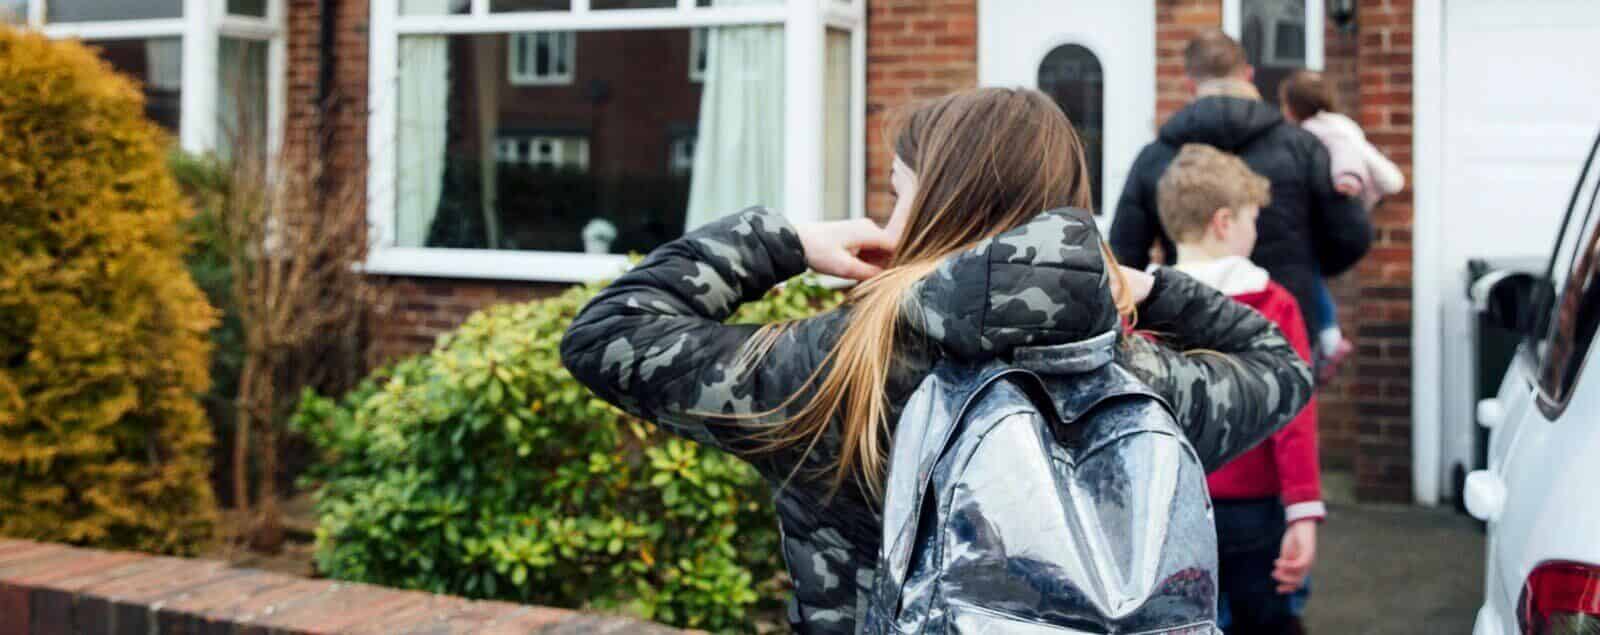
(1168, 258, 1324, 523)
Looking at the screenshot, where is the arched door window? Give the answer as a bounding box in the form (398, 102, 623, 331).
(1038, 44, 1105, 212)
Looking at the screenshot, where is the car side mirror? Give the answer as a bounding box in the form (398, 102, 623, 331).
(1471, 270, 1548, 336)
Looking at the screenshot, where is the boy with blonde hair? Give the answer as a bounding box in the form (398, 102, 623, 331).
(1158, 143, 1322, 634)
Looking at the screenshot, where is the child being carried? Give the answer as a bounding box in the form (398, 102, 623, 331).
(1279, 69, 1405, 381)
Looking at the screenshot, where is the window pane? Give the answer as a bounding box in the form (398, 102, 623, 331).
(92, 38, 183, 132)
(1239, 0, 1307, 105)
(1, 0, 27, 24)
(218, 38, 270, 162)
(1533, 145, 1600, 407)
(1038, 43, 1105, 212)
(393, 28, 784, 253)
(591, 0, 674, 9)
(402, 0, 470, 15)
(490, 0, 570, 12)
(48, 0, 180, 22)
(822, 28, 852, 221)
(227, 0, 267, 17)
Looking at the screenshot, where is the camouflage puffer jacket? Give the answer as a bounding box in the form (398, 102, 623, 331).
(561, 207, 1313, 634)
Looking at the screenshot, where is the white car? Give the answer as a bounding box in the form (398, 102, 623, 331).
(1466, 133, 1600, 635)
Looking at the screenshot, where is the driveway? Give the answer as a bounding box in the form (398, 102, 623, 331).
(1303, 499, 1485, 634)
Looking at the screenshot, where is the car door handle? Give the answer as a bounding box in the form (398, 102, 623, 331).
(1464, 470, 1506, 522)
(1477, 398, 1505, 429)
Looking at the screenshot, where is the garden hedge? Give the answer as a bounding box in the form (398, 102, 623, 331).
(294, 275, 842, 631)
(0, 28, 219, 554)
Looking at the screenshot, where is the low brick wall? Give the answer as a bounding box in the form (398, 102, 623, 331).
(0, 539, 683, 634)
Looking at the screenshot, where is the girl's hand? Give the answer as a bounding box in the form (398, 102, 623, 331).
(1118, 265, 1155, 304)
(1273, 519, 1318, 594)
(796, 219, 898, 281)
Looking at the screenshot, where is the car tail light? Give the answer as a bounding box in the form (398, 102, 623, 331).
(1519, 561, 1600, 634)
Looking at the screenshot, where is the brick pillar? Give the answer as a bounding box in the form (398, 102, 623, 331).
(284, 0, 367, 176)
(1155, 0, 1223, 123)
(864, 0, 980, 223)
(1316, 19, 1364, 473)
(1348, 0, 1416, 502)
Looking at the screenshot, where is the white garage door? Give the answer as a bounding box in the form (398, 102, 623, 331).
(1436, 0, 1600, 499)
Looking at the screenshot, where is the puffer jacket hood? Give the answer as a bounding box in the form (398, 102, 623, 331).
(904, 208, 1120, 361)
(1159, 95, 1285, 152)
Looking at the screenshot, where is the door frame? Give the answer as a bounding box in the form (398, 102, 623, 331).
(1413, 0, 1445, 506)
(975, 0, 1156, 230)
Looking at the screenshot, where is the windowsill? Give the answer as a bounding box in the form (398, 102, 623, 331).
(362, 245, 862, 290)
(362, 246, 631, 283)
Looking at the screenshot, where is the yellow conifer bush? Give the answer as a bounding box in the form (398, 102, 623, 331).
(0, 28, 218, 554)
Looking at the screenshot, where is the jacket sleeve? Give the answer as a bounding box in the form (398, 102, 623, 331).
(1306, 139, 1375, 277)
(1362, 138, 1406, 196)
(560, 208, 828, 464)
(1266, 291, 1324, 522)
(1117, 268, 1316, 473)
(1109, 146, 1162, 270)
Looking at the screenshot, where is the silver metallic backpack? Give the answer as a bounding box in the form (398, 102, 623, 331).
(860, 330, 1219, 634)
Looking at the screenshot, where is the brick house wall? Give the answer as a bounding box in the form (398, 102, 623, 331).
(1348, 0, 1416, 501)
(864, 0, 978, 225)
(1151, 0, 1414, 500)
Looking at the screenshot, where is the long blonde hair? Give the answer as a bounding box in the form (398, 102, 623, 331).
(748, 88, 1135, 498)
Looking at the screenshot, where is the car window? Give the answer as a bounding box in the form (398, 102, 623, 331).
(1530, 132, 1600, 416)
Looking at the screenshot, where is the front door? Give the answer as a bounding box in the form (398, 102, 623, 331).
(978, 0, 1156, 229)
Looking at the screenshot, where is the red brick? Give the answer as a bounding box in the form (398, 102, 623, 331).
(152, 570, 302, 630)
(29, 551, 149, 590)
(256, 584, 434, 633)
(0, 583, 29, 635)
(346, 594, 477, 634)
(477, 605, 578, 634)
(0, 543, 69, 570)
(225, 578, 338, 626)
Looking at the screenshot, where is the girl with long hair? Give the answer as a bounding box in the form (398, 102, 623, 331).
(562, 87, 1313, 633)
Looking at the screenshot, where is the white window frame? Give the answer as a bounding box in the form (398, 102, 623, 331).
(24, 0, 287, 157)
(668, 133, 695, 174)
(366, 0, 867, 283)
(688, 26, 707, 82)
(508, 31, 575, 85)
(1222, 0, 1325, 71)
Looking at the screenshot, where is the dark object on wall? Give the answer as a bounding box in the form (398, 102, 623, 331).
(1328, 0, 1357, 33)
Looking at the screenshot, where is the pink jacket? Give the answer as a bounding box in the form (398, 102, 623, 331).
(1301, 111, 1405, 210)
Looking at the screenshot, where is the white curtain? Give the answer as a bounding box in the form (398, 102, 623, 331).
(822, 29, 851, 221)
(144, 38, 182, 91)
(217, 38, 268, 162)
(395, 0, 451, 247)
(684, 0, 785, 231)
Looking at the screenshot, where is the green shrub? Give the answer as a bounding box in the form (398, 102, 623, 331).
(170, 152, 248, 507)
(294, 276, 842, 631)
(0, 28, 218, 553)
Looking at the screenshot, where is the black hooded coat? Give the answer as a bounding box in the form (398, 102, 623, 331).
(1109, 95, 1374, 333)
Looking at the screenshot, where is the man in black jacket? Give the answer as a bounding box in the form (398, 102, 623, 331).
(1109, 30, 1372, 336)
